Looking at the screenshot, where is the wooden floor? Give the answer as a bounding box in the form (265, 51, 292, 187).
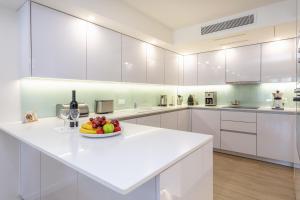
(214, 152, 295, 200)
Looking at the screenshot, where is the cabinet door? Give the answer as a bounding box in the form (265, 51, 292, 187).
(87, 23, 121, 82)
(261, 39, 296, 83)
(122, 118, 137, 124)
(31, 3, 87, 79)
(122, 35, 147, 83)
(192, 109, 221, 148)
(161, 112, 178, 130)
(177, 109, 191, 131)
(178, 55, 184, 85)
(164, 51, 179, 85)
(184, 54, 198, 85)
(257, 113, 297, 163)
(198, 50, 225, 85)
(137, 115, 161, 127)
(146, 44, 164, 84)
(226, 44, 261, 83)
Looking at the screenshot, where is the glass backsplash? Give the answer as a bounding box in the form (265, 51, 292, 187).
(21, 78, 296, 118)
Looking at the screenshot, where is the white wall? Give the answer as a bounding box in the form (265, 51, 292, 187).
(0, 4, 21, 200)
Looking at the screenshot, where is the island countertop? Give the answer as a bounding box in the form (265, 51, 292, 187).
(0, 117, 212, 195)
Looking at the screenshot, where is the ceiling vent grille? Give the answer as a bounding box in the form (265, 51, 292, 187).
(201, 14, 254, 35)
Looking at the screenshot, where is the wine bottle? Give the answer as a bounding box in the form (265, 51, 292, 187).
(69, 90, 78, 127)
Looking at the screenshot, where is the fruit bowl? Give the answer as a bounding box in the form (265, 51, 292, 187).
(79, 116, 122, 138)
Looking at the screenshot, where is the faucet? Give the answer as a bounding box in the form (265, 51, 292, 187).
(134, 102, 137, 109)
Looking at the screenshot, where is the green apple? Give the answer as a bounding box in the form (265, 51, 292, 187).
(103, 123, 114, 134)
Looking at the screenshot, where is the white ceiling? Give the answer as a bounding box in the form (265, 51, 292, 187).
(121, 0, 285, 29)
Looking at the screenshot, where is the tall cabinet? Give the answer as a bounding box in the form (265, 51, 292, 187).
(31, 3, 87, 79)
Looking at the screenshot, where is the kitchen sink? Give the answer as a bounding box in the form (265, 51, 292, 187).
(221, 106, 259, 110)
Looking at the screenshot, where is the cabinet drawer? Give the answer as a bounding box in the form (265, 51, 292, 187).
(221, 131, 257, 155)
(221, 111, 256, 122)
(221, 121, 256, 133)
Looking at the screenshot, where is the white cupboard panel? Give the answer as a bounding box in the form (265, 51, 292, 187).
(221, 131, 257, 155)
(184, 54, 198, 85)
(257, 113, 297, 163)
(160, 142, 213, 200)
(122, 35, 147, 83)
(178, 55, 184, 85)
(31, 3, 87, 79)
(192, 109, 221, 148)
(137, 115, 161, 127)
(122, 118, 137, 124)
(261, 38, 296, 83)
(41, 154, 77, 200)
(165, 51, 179, 85)
(87, 23, 121, 82)
(198, 50, 225, 85)
(221, 111, 256, 123)
(221, 121, 256, 133)
(226, 44, 261, 83)
(147, 45, 164, 84)
(161, 111, 178, 130)
(177, 109, 191, 131)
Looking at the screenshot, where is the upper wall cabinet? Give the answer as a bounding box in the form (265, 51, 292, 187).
(178, 55, 184, 85)
(226, 44, 261, 83)
(198, 50, 225, 85)
(261, 38, 296, 83)
(87, 23, 122, 82)
(146, 45, 164, 84)
(165, 51, 179, 85)
(184, 54, 198, 85)
(122, 35, 147, 83)
(31, 3, 87, 79)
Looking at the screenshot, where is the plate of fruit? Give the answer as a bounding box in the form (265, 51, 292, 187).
(80, 116, 122, 138)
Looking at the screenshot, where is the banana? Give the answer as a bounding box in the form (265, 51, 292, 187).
(81, 123, 93, 130)
(80, 127, 97, 134)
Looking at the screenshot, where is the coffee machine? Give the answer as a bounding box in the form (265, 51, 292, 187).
(272, 90, 284, 110)
(205, 92, 217, 106)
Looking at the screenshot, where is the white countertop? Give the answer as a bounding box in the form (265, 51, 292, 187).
(0, 117, 212, 195)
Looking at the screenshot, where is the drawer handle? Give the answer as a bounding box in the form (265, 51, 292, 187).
(221, 129, 257, 135)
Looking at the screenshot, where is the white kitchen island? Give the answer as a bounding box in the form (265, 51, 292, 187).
(0, 117, 213, 200)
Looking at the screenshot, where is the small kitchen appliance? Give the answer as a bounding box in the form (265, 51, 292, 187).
(159, 95, 168, 106)
(272, 90, 284, 110)
(56, 103, 89, 118)
(95, 100, 114, 114)
(205, 92, 217, 106)
(177, 95, 183, 105)
(187, 94, 195, 106)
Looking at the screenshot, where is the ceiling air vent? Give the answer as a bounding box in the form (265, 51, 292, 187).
(201, 14, 254, 35)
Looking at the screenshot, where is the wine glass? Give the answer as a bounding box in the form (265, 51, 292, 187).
(70, 109, 80, 127)
(59, 109, 70, 127)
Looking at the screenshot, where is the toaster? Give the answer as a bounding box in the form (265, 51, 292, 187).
(95, 100, 114, 114)
(56, 104, 89, 118)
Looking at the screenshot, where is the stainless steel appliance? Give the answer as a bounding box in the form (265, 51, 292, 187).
(272, 90, 284, 110)
(205, 92, 217, 106)
(95, 100, 114, 114)
(177, 95, 183, 105)
(56, 103, 89, 118)
(159, 95, 168, 106)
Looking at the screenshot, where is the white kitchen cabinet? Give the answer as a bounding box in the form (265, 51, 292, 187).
(87, 23, 121, 82)
(161, 111, 178, 129)
(122, 118, 137, 124)
(184, 54, 198, 85)
(164, 51, 179, 85)
(257, 113, 298, 163)
(177, 109, 191, 131)
(226, 44, 261, 83)
(198, 50, 225, 85)
(122, 35, 147, 83)
(192, 109, 221, 148)
(160, 142, 213, 200)
(146, 44, 164, 84)
(178, 55, 184, 85)
(221, 131, 257, 155)
(261, 38, 296, 83)
(31, 3, 87, 79)
(41, 154, 77, 200)
(137, 115, 161, 127)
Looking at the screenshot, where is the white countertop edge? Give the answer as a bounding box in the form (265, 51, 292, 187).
(0, 125, 212, 195)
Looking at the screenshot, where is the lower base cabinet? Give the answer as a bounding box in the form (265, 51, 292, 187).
(136, 115, 161, 127)
(161, 111, 178, 130)
(221, 131, 257, 156)
(257, 113, 299, 163)
(177, 109, 191, 131)
(192, 109, 221, 148)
